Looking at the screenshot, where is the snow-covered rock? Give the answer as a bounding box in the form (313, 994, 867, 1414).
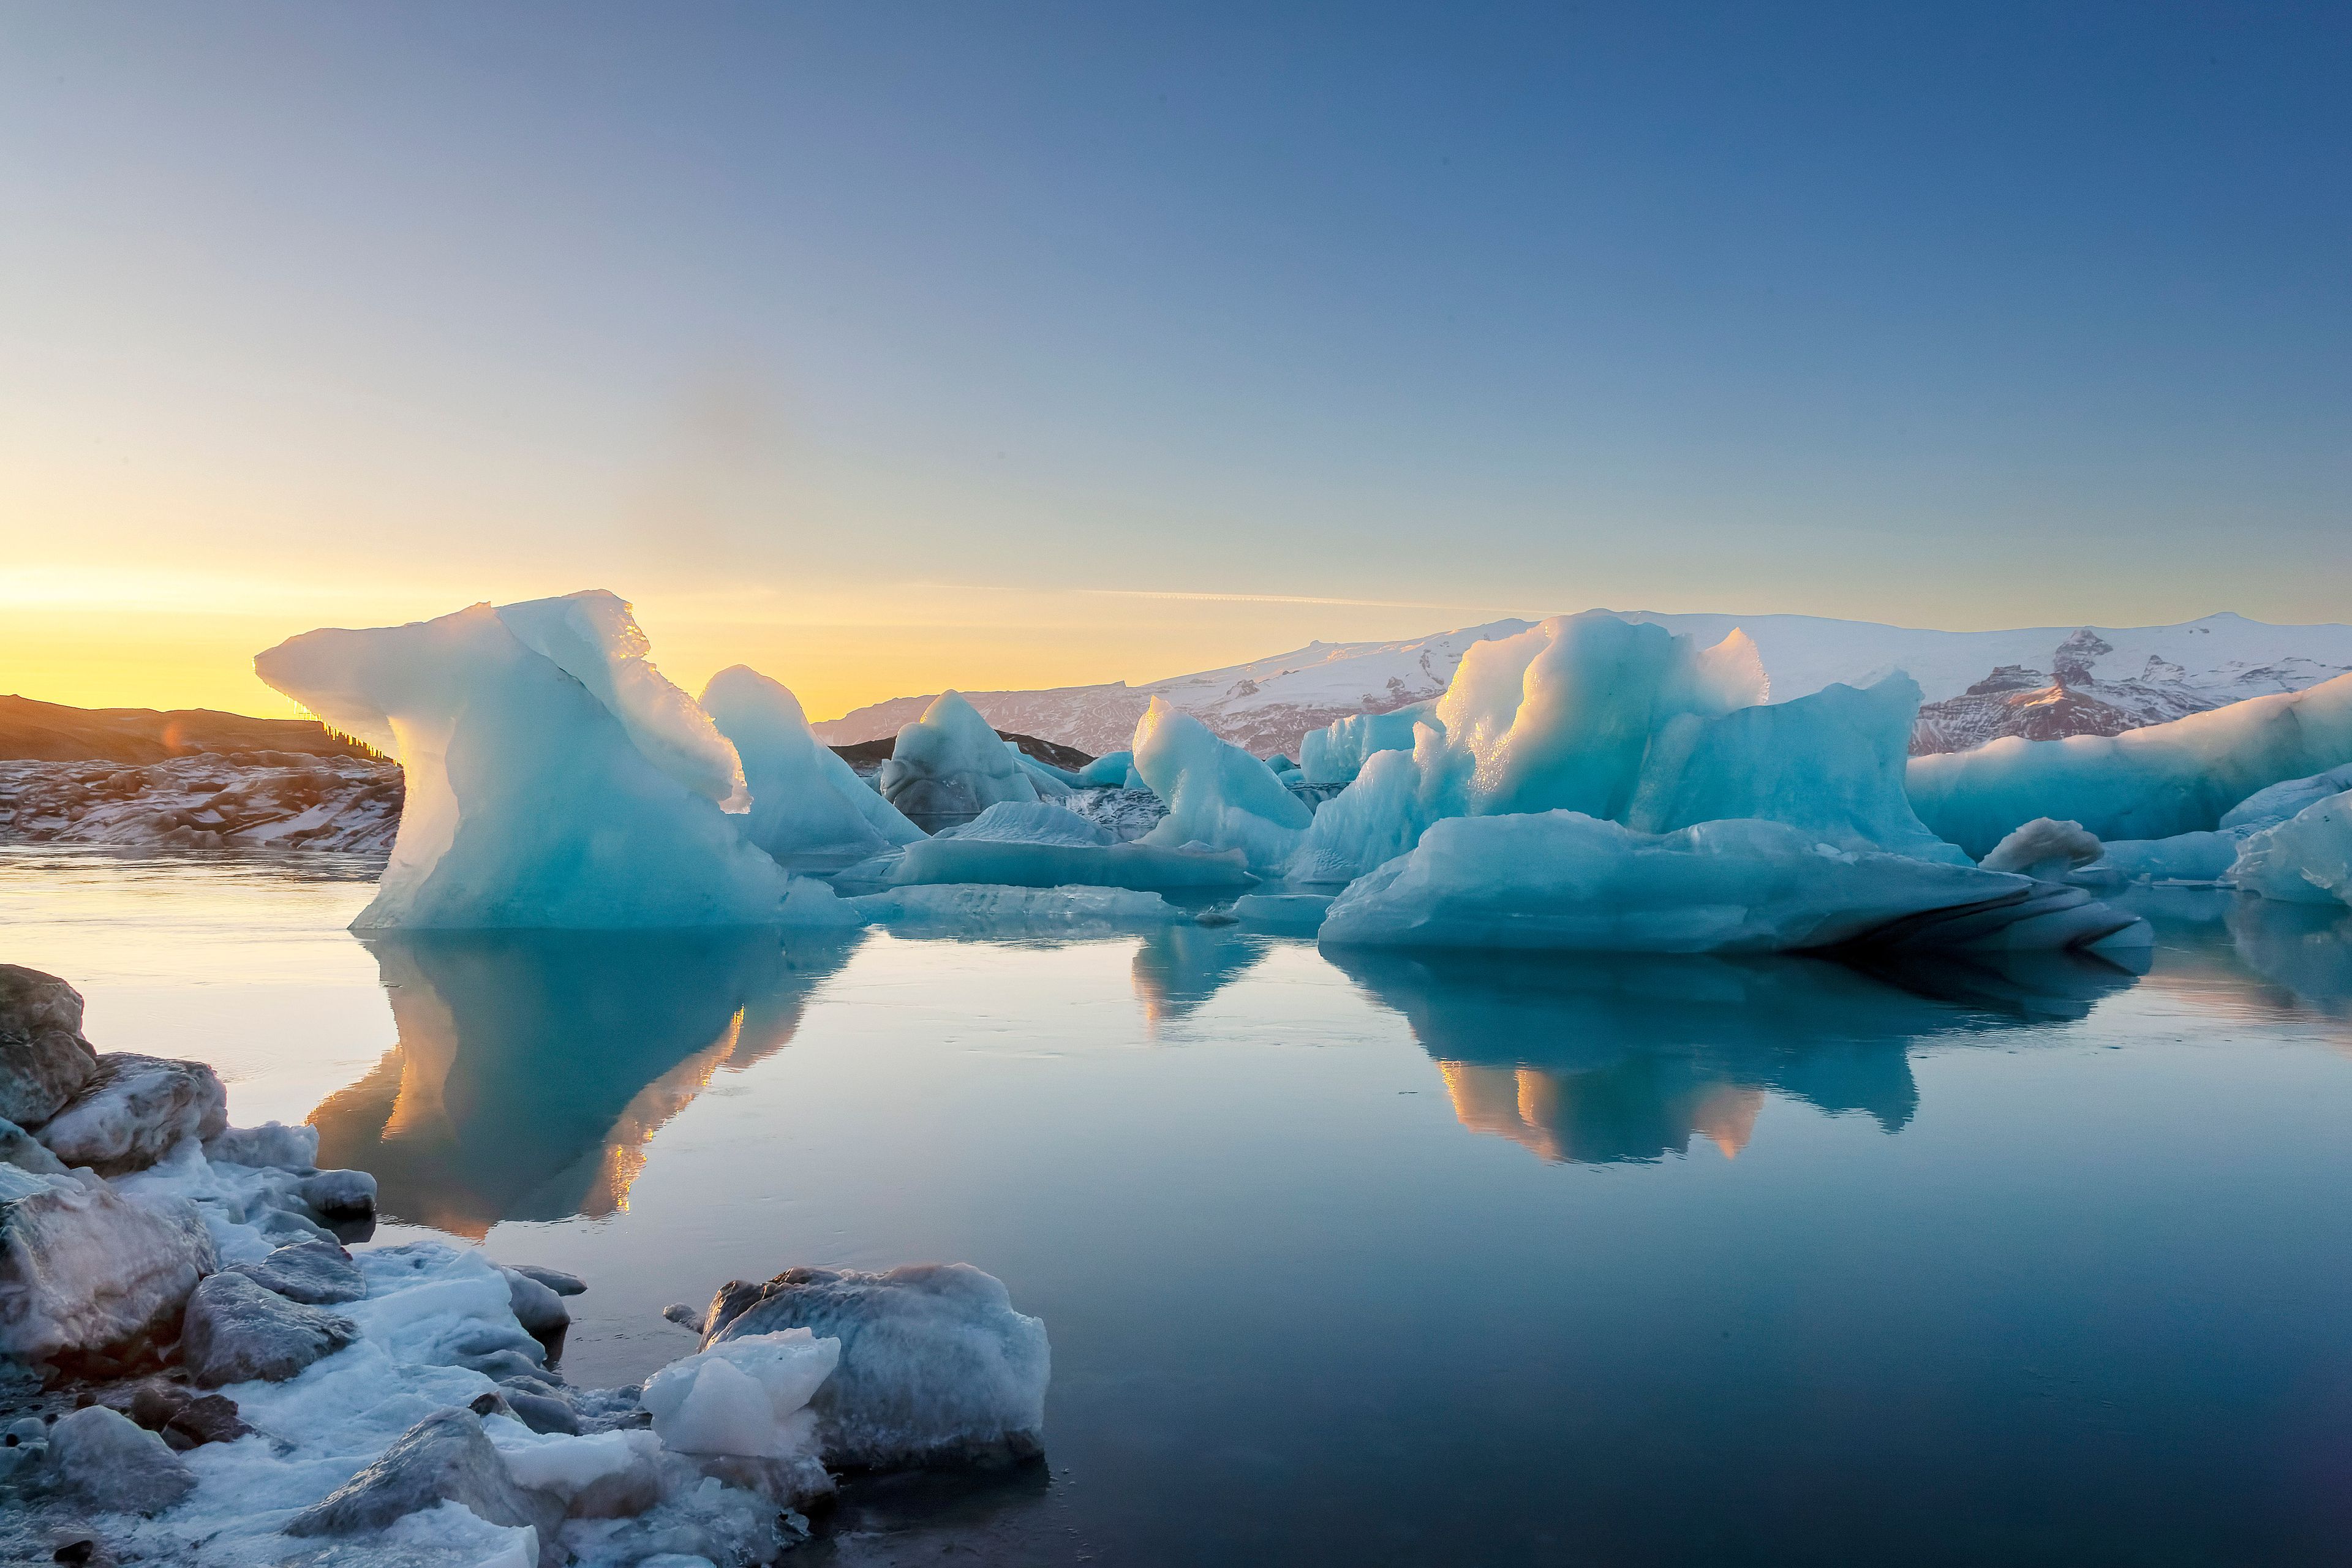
(255, 593, 796, 930)
(45, 1404, 195, 1513)
(0, 1164, 215, 1365)
(283, 1406, 565, 1545)
(222, 1237, 367, 1305)
(499, 1265, 571, 1337)
(0, 753, 403, 854)
(34, 1053, 227, 1176)
(0, 964, 96, 1129)
(701, 664, 923, 868)
(876, 692, 1041, 831)
(701, 1264, 1049, 1469)
(180, 1268, 360, 1386)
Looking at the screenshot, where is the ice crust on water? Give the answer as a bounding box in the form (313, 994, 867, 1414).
(878, 692, 1041, 830)
(1905, 670, 2352, 857)
(1133, 698, 1311, 874)
(257, 595, 796, 930)
(699, 665, 924, 868)
(1317, 813, 2040, 954)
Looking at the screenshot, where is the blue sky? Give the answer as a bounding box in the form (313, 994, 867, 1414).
(2, 1, 2345, 714)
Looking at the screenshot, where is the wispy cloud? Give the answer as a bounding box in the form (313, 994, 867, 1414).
(1078, 587, 1531, 612)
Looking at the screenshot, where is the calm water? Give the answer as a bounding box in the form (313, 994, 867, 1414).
(7, 845, 2352, 1566)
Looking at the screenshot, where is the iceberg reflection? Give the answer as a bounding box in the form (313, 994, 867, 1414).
(311, 929, 863, 1235)
(1329, 948, 2137, 1164)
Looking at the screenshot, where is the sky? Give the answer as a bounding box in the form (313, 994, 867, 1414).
(2, 1, 2346, 720)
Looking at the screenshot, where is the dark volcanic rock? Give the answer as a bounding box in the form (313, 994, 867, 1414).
(0, 965, 97, 1129)
(179, 1270, 356, 1387)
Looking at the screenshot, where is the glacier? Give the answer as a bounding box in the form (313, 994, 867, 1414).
(701, 665, 923, 869)
(255, 595, 797, 930)
(1905, 671, 2352, 857)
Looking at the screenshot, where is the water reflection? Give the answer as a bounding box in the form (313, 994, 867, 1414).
(1129, 925, 1268, 1030)
(2120, 887, 2352, 1025)
(311, 930, 864, 1235)
(1329, 948, 2138, 1164)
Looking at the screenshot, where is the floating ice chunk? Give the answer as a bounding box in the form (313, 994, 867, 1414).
(2230, 788, 2352, 908)
(641, 1329, 840, 1458)
(849, 884, 1185, 933)
(878, 692, 1040, 831)
(1980, 818, 2105, 880)
(1076, 750, 1138, 788)
(1318, 812, 2054, 954)
(1229, 892, 1334, 932)
(1133, 699, 1310, 873)
(1906, 671, 2352, 857)
(257, 601, 795, 930)
(872, 801, 1255, 893)
(1626, 676, 1969, 865)
(701, 665, 924, 867)
(2082, 831, 2245, 886)
(701, 1263, 1050, 1469)
(494, 591, 749, 812)
(2222, 763, 2352, 832)
(1300, 701, 1438, 785)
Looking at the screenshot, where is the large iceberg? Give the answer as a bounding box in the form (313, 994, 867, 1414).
(701, 665, 923, 869)
(1132, 698, 1311, 875)
(1906, 671, 2352, 857)
(257, 597, 801, 930)
(2230, 787, 2352, 907)
(1317, 812, 2136, 956)
(877, 692, 1040, 831)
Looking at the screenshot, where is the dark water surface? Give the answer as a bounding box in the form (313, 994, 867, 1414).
(7, 848, 2352, 1565)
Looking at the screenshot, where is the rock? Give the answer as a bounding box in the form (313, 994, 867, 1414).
(508, 1263, 587, 1297)
(202, 1121, 319, 1170)
(0, 965, 96, 1128)
(0, 1115, 67, 1174)
(662, 1302, 706, 1331)
(115, 1383, 249, 1448)
(34, 1054, 227, 1176)
(499, 1265, 571, 1336)
(504, 1390, 582, 1436)
(296, 1167, 377, 1220)
(283, 1407, 563, 1545)
(167, 1393, 247, 1446)
(46, 1404, 195, 1512)
(701, 1263, 1050, 1469)
(222, 1238, 366, 1305)
(0, 1165, 216, 1365)
(179, 1270, 357, 1387)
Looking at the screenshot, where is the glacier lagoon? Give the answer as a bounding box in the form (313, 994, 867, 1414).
(7, 846, 2352, 1564)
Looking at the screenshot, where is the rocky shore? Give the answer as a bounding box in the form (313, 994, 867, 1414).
(1, 965, 1050, 1567)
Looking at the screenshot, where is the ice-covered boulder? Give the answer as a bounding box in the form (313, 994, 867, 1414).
(0, 1117, 65, 1174)
(0, 1163, 216, 1365)
(641, 1328, 840, 1458)
(499, 1265, 571, 1337)
(1317, 812, 2093, 955)
(224, 1237, 367, 1305)
(1300, 700, 1438, 785)
(2230, 788, 2352, 908)
(701, 1263, 1049, 1469)
(1133, 698, 1311, 874)
(701, 665, 924, 868)
(34, 1052, 227, 1175)
(45, 1404, 195, 1513)
(284, 1406, 565, 1545)
(256, 595, 796, 930)
(0, 964, 96, 1129)
(1906, 670, 2352, 857)
(203, 1120, 320, 1170)
(877, 692, 1039, 831)
(867, 801, 1256, 893)
(181, 1268, 360, 1385)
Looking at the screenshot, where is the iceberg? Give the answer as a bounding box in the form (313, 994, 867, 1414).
(1133, 698, 1311, 874)
(853, 801, 1254, 893)
(2230, 788, 2352, 907)
(1300, 700, 1438, 785)
(700, 665, 923, 869)
(1317, 812, 2136, 956)
(877, 692, 1041, 831)
(257, 595, 796, 930)
(1905, 671, 2352, 857)
(1076, 749, 1140, 788)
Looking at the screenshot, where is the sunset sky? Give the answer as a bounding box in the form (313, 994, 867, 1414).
(4, 2, 2346, 721)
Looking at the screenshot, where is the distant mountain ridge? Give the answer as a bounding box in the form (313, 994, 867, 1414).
(814, 611, 2352, 759)
(0, 693, 376, 763)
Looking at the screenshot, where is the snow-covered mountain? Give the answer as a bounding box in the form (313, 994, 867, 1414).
(814, 611, 2352, 760)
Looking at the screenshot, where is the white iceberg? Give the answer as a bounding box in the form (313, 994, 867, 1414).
(1906, 671, 2352, 858)
(1132, 698, 1311, 874)
(255, 595, 796, 930)
(877, 692, 1040, 830)
(699, 665, 923, 869)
